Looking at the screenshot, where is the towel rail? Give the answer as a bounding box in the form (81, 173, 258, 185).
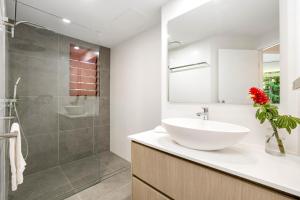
(169, 62, 209, 70)
(0, 131, 18, 139)
(0, 116, 15, 120)
(0, 99, 18, 103)
(0, 99, 17, 123)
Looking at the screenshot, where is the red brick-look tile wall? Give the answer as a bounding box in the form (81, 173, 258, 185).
(69, 44, 99, 96)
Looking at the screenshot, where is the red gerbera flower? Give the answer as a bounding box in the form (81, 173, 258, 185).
(249, 87, 269, 105)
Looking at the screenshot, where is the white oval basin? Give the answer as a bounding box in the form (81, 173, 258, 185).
(162, 118, 250, 151)
(64, 105, 85, 116)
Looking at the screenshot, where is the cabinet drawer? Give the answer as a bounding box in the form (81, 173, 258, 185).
(131, 142, 296, 200)
(132, 177, 171, 200)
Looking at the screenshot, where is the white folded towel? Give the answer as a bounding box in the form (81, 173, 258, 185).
(9, 123, 26, 191)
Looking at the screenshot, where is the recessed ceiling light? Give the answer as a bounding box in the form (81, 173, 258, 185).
(62, 18, 71, 24)
(193, 50, 199, 55)
(74, 46, 80, 50)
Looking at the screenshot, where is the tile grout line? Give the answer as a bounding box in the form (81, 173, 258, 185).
(8, 50, 59, 62)
(57, 34, 61, 164)
(61, 159, 130, 200)
(57, 97, 60, 163)
(93, 56, 102, 154)
(73, 168, 131, 200)
(92, 101, 95, 154)
(58, 165, 79, 200)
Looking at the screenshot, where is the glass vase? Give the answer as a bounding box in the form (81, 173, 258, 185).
(265, 133, 285, 156)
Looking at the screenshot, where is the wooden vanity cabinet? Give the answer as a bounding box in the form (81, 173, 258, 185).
(131, 142, 298, 200)
(132, 177, 171, 200)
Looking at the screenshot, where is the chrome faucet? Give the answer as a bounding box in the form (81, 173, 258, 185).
(196, 107, 209, 120)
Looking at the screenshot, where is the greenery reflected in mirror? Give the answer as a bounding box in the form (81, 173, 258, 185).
(262, 44, 280, 104)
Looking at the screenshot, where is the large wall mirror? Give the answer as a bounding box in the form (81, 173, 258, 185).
(167, 0, 280, 104)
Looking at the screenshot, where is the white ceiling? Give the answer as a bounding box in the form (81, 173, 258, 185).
(168, 0, 279, 47)
(5, 0, 169, 47)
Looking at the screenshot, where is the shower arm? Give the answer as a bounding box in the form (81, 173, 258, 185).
(1, 0, 51, 38)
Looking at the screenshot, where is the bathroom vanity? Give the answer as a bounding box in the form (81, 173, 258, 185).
(129, 131, 300, 200)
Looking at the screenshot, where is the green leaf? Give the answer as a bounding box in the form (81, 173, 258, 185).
(255, 109, 260, 119)
(253, 104, 260, 108)
(288, 118, 297, 129)
(268, 108, 278, 117)
(269, 104, 278, 110)
(277, 115, 286, 128)
(286, 127, 292, 134)
(258, 112, 266, 124)
(293, 117, 300, 124)
(260, 107, 267, 113)
(253, 101, 300, 134)
(266, 112, 273, 120)
(283, 115, 290, 127)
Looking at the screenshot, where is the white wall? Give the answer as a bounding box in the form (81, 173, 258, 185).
(169, 39, 212, 103)
(110, 26, 161, 161)
(169, 40, 211, 67)
(169, 67, 212, 103)
(162, 0, 300, 154)
(211, 35, 259, 103)
(280, 0, 300, 154)
(257, 29, 280, 49)
(218, 49, 260, 104)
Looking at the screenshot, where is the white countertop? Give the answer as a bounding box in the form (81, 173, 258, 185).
(128, 130, 300, 197)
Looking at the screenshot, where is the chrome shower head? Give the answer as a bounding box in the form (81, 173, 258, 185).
(15, 77, 21, 86)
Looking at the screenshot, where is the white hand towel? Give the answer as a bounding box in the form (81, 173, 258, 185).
(9, 122, 26, 191)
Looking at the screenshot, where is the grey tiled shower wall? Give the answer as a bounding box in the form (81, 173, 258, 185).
(7, 24, 110, 174)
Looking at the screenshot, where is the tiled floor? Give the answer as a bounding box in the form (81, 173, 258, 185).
(65, 170, 131, 200)
(8, 151, 131, 200)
